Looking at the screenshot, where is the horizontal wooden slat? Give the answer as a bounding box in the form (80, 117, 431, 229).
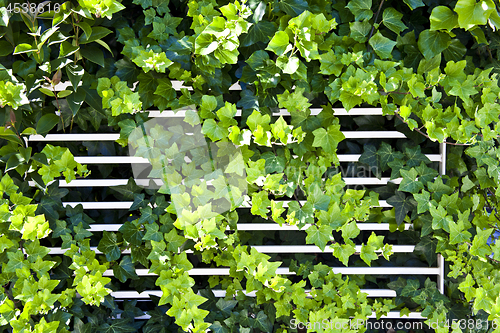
(82, 222, 410, 232)
(115, 311, 424, 320)
(112, 310, 424, 320)
(30, 177, 402, 187)
(148, 107, 385, 117)
(28, 131, 405, 142)
(98, 267, 440, 277)
(71, 154, 441, 164)
(109, 288, 397, 299)
(62, 200, 392, 209)
(47, 245, 415, 255)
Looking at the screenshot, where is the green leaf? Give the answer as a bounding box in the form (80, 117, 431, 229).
(111, 178, 142, 200)
(13, 43, 37, 55)
(387, 191, 414, 225)
(251, 191, 271, 218)
(36, 114, 60, 134)
(278, 0, 308, 17)
(377, 142, 404, 171)
(360, 243, 378, 266)
(346, 0, 373, 21)
(265, 31, 290, 56)
(418, 29, 451, 59)
(399, 168, 424, 193)
(0, 7, 8, 27)
(402, 0, 424, 10)
(305, 225, 333, 251)
(97, 231, 122, 262)
(59, 41, 79, 58)
(202, 119, 228, 141)
(242, 21, 276, 46)
(430, 6, 458, 31)
(429, 205, 452, 232)
(454, 0, 495, 30)
(66, 87, 86, 116)
(312, 124, 345, 155)
(449, 220, 472, 244)
(66, 64, 84, 91)
(401, 279, 420, 297)
(369, 32, 397, 59)
(382, 8, 408, 34)
(79, 26, 113, 44)
(80, 46, 105, 67)
(332, 242, 356, 266)
(113, 256, 139, 283)
(414, 236, 438, 266)
(57, 90, 72, 98)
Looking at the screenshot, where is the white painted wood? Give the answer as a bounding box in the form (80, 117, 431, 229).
(101, 267, 440, 277)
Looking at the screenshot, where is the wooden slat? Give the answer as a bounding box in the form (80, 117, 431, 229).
(30, 177, 403, 187)
(71, 154, 441, 164)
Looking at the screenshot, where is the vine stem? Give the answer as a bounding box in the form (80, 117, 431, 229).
(367, 0, 385, 48)
(393, 112, 471, 146)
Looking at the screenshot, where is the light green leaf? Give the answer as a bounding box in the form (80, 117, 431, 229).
(265, 31, 290, 56)
(454, 0, 495, 30)
(430, 6, 458, 31)
(346, 0, 373, 21)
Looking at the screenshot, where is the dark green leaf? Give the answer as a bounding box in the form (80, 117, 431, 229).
(387, 191, 415, 225)
(36, 114, 60, 134)
(80, 46, 105, 67)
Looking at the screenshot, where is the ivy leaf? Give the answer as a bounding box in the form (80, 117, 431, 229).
(332, 242, 356, 266)
(404, 146, 430, 167)
(278, 0, 308, 17)
(265, 31, 290, 56)
(417, 30, 451, 59)
(382, 8, 408, 34)
(98, 319, 137, 333)
(402, 0, 424, 10)
(305, 225, 333, 251)
(454, 0, 495, 30)
(113, 256, 139, 283)
(119, 221, 144, 246)
(312, 125, 345, 155)
(430, 6, 458, 32)
(255, 311, 273, 332)
(111, 178, 142, 200)
(401, 279, 420, 297)
(261, 152, 286, 173)
(398, 168, 424, 193)
(359, 143, 380, 177)
(414, 190, 432, 214)
(251, 191, 271, 218)
(369, 31, 397, 59)
(470, 227, 493, 257)
(429, 205, 452, 232)
(97, 231, 122, 262)
(377, 142, 404, 171)
(202, 119, 228, 141)
(449, 220, 472, 244)
(387, 191, 415, 225)
(242, 21, 276, 46)
(449, 77, 477, 102)
(346, 0, 373, 21)
(360, 243, 378, 266)
(414, 236, 437, 266)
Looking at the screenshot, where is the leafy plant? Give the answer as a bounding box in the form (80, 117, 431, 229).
(1, 0, 500, 332)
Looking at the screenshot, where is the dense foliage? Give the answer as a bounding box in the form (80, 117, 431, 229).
(1, 0, 500, 332)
